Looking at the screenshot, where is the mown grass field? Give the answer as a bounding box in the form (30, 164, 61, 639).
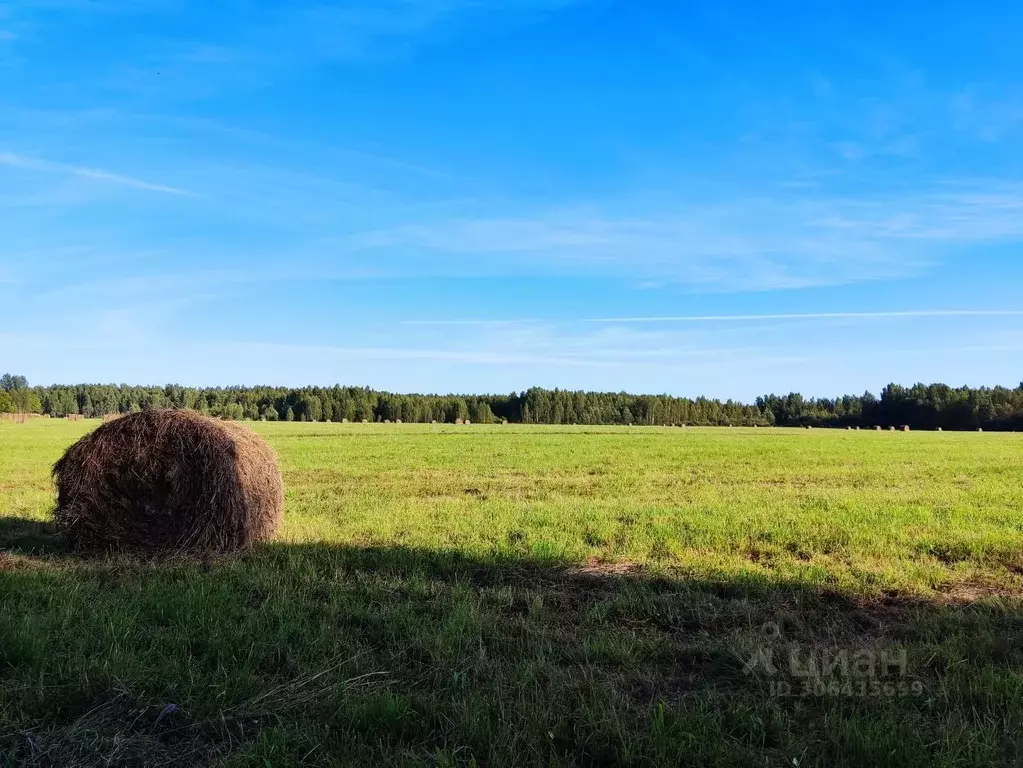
(2, 420, 1023, 766)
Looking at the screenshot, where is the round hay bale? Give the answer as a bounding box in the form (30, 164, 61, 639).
(902, 425, 911, 432)
(52, 409, 283, 555)
(936, 427, 943, 432)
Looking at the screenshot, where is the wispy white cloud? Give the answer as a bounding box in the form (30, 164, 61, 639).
(352, 181, 1023, 289)
(233, 341, 623, 369)
(0, 150, 192, 195)
(951, 88, 1023, 142)
(404, 309, 1023, 326)
(7, 0, 585, 98)
(581, 309, 1023, 324)
(403, 318, 541, 326)
(352, 213, 910, 289)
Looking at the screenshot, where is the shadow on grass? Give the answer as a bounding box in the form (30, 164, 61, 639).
(1, 518, 1022, 767)
(0, 517, 69, 555)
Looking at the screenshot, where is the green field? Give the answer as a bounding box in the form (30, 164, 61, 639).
(2, 421, 1023, 766)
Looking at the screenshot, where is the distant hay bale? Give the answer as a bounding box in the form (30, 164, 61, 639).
(902, 425, 911, 432)
(52, 409, 283, 555)
(936, 427, 943, 432)
(395, 419, 402, 424)
(430, 419, 437, 424)
(465, 419, 471, 425)
(341, 418, 348, 423)
(978, 427, 984, 433)
(874, 426, 882, 431)
(889, 426, 896, 432)
(361, 418, 369, 424)
(455, 418, 464, 425)
(383, 419, 391, 424)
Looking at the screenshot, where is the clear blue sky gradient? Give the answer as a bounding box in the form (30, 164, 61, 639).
(2, 1, 1022, 398)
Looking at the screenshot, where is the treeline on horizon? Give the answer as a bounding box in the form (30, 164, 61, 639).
(3, 373, 1023, 431)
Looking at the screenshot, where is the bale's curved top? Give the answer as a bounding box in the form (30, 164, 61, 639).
(53, 409, 283, 554)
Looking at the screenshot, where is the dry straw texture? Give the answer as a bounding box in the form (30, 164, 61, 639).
(52, 409, 283, 555)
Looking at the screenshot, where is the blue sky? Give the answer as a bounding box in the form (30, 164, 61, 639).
(2, 0, 1023, 399)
